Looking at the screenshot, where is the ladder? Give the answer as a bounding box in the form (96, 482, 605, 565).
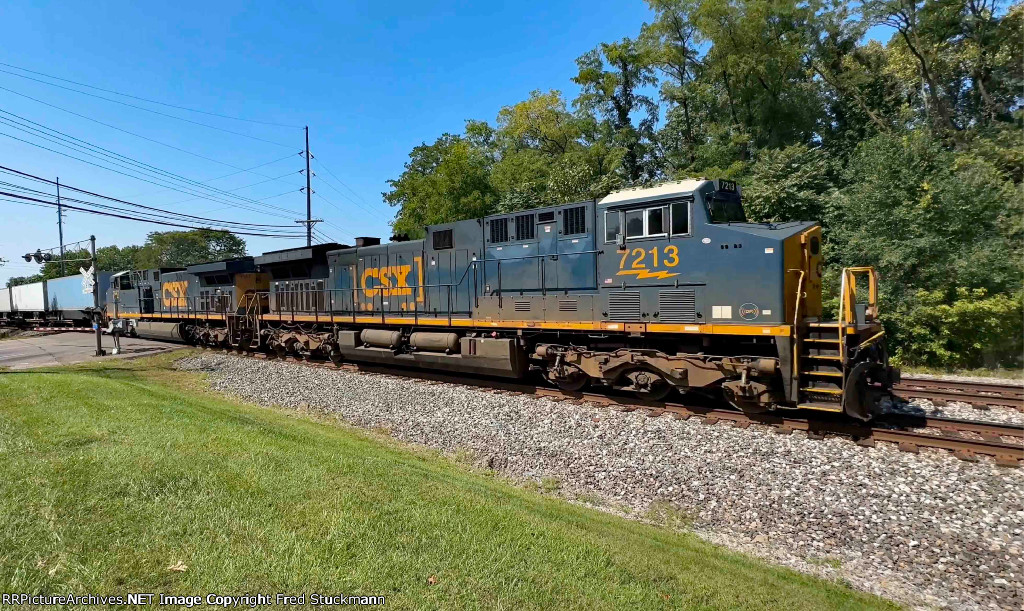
(794, 267, 880, 414)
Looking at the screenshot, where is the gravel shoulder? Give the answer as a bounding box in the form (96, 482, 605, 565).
(178, 353, 1024, 611)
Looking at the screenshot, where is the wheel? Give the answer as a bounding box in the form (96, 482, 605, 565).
(624, 370, 673, 401)
(549, 371, 589, 392)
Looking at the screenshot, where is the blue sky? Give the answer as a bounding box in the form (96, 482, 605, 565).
(0, 2, 893, 285)
(0, 0, 655, 283)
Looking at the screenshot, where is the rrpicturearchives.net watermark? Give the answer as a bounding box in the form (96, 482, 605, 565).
(2, 593, 386, 607)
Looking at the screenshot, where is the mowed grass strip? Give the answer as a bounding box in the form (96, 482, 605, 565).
(0, 353, 895, 610)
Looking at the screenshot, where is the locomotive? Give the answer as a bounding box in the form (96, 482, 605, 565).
(106, 179, 897, 420)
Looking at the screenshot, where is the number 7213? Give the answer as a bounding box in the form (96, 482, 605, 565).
(618, 245, 679, 270)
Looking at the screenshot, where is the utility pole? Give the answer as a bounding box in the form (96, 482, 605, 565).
(91, 235, 104, 356)
(304, 125, 312, 247)
(57, 176, 66, 276)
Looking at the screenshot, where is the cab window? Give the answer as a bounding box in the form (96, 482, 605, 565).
(671, 200, 690, 235)
(604, 210, 621, 243)
(624, 206, 667, 239)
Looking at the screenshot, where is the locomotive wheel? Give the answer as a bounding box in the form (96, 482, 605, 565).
(551, 372, 589, 392)
(625, 370, 673, 401)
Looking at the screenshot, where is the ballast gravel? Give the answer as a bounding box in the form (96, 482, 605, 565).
(177, 354, 1024, 611)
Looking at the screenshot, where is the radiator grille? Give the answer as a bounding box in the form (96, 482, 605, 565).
(513, 300, 531, 312)
(563, 206, 586, 235)
(658, 290, 696, 323)
(489, 218, 509, 243)
(558, 299, 578, 312)
(537, 211, 555, 223)
(515, 213, 535, 241)
(607, 292, 640, 322)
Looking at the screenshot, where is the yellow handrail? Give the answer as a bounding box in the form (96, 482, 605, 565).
(789, 269, 805, 382)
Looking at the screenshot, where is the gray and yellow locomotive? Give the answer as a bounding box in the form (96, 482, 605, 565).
(107, 179, 897, 419)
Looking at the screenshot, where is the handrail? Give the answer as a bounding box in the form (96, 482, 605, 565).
(789, 269, 805, 384)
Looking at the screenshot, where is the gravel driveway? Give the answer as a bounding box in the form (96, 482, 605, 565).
(178, 353, 1024, 610)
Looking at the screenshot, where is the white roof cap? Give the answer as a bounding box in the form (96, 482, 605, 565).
(598, 179, 710, 205)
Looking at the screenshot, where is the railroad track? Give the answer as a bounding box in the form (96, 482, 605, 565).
(202, 348, 1023, 467)
(895, 377, 1024, 411)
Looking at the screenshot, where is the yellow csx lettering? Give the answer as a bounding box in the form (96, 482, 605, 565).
(362, 265, 414, 298)
(161, 280, 189, 307)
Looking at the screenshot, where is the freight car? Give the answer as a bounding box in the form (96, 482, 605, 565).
(107, 179, 897, 420)
(0, 273, 111, 326)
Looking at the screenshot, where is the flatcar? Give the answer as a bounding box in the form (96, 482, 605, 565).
(106, 179, 897, 420)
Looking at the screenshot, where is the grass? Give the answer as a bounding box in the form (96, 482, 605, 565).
(900, 364, 1023, 381)
(0, 352, 898, 610)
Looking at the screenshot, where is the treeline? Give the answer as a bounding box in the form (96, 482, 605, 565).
(6, 229, 246, 287)
(384, 0, 1023, 369)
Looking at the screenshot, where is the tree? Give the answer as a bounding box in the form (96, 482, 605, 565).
(743, 144, 834, 222)
(573, 38, 660, 182)
(136, 229, 246, 269)
(38, 244, 143, 279)
(384, 133, 497, 238)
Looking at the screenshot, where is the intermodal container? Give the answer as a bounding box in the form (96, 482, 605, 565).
(46, 273, 112, 312)
(0, 287, 10, 313)
(11, 282, 46, 313)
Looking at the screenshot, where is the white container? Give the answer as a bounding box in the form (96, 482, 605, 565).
(0, 287, 10, 313)
(11, 282, 46, 312)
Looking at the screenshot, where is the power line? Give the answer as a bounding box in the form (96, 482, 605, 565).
(0, 108, 302, 214)
(311, 157, 390, 216)
(0, 67, 294, 147)
(311, 156, 388, 212)
(0, 86, 304, 181)
(0, 191, 305, 238)
(0, 126, 299, 221)
(0, 167, 299, 229)
(0, 61, 303, 128)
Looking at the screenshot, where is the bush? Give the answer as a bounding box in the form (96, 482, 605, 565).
(887, 288, 1023, 369)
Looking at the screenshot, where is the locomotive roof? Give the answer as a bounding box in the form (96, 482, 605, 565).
(186, 256, 257, 275)
(598, 179, 711, 207)
(254, 243, 348, 265)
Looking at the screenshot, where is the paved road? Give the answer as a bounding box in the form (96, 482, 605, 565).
(0, 332, 175, 370)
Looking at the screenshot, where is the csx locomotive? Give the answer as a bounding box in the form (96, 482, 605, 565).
(106, 179, 897, 420)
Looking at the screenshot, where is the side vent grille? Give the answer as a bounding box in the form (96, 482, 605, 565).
(513, 300, 531, 312)
(432, 229, 453, 250)
(608, 292, 641, 322)
(563, 206, 586, 235)
(489, 219, 509, 243)
(659, 290, 696, 323)
(537, 211, 555, 223)
(558, 299, 578, 312)
(515, 214, 535, 241)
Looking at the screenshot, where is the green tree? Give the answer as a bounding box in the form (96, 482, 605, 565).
(743, 144, 834, 222)
(136, 229, 246, 269)
(573, 38, 660, 182)
(384, 133, 497, 238)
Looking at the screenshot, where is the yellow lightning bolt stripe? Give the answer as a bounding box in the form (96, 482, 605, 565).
(615, 269, 680, 279)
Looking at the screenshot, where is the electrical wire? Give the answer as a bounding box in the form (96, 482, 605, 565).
(0, 67, 294, 147)
(311, 156, 390, 213)
(0, 191, 306, 238)
(0, 61, 303, 128)
(0, 169, 299, 229)
(0, 109, 303, 214)
(0, 128, 299, 221)
(0, 86, 304, 180)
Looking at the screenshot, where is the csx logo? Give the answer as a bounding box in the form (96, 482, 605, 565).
(360, 257, 424, 303)
(162, 280, 189, 307)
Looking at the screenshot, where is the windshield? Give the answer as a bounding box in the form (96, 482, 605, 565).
(705, 196, 747, 223)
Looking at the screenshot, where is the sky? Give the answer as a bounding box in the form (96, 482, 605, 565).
(0, 0, 656, 284)
(0, 2, 894, 285)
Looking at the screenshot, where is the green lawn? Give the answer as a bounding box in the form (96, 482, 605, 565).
(0, 353, 896, 610)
